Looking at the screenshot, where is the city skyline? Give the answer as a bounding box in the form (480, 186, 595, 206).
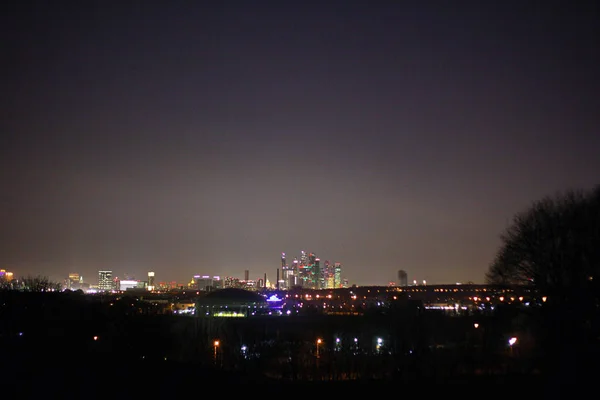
(1, 1, 599, 286)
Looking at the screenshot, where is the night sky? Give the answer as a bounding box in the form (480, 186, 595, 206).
(1, 0, 599, 285)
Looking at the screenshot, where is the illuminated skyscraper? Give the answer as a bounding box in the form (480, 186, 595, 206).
(324, 260, 334, 288)
(334, 263, 342, 288)
(280, 252, 291, 290)
(314, 258, 322, 289)
(148, 271, 155, 291)
(300, 251, 307, 265)
(290, 258, 299, 287)
(98, 270, 113, 291)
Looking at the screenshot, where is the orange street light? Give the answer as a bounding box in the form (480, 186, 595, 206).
(214, 340, 220, 363)
(316, 338, 322, 358)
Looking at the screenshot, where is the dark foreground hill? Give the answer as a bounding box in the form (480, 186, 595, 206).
(0, 358, 587, 399)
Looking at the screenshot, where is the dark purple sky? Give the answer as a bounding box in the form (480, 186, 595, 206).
(1, 0, 599, 285)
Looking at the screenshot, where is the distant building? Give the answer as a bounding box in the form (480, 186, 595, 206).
(334, 263, 342, 288)
(147, 271, 155, 291)
(193, 275, 221, 292)
(397, 270, 408, 287)
(195, 288, 269, 317)
(98, 270, 114, 291)
(224, 276, 242, 288)
(119, 280, 139, 291)
(67, 273, 82, 290)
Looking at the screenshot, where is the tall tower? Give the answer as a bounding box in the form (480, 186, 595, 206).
(334, 263, 342, 288)
(397, 270, 408, 287)
(314, 258, 322, 289)
(300, 250, 307, 266)
(244, 270, 250, 282)
(280, 252, 289, 290)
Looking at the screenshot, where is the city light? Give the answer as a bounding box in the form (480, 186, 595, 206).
(508, 337, 517, 346)
(473, 323, 479, 329)
(93, 336, 98, 341)
(214, 340, 220, 364)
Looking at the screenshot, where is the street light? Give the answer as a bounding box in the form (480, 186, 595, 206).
(213, 340, 220, 364)
(473, 323, 479, 329)
(508, 337, 517, 356)
(316, 338, 322, 358)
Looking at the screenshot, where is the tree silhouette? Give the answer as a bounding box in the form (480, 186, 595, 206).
(486, 185, 600, 382)
(20, 275, 62, 292)
(486, 186, 600, 299)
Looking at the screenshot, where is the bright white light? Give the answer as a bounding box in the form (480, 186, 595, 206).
(241, 345, 247, 351)
(508, 337, 517, 346)
(354, 338, 358, 343)
(377, 337, 383, 344)
(336, 338, 340, 343)
(93, 336, 98, 341)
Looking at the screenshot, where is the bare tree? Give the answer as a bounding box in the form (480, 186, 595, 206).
(486, 186, 600, 298)
(20, 275, 62, 292)
(486, 186, 600, 382)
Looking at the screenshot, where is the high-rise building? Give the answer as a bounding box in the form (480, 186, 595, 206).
(334, 263, 342, 288)
(98, 270, 113, 291)
(244, 270, 249, 282)
(315, 258, 323, 289)
(397, 270, 408, 287)
(291, 258, 299, 286)
(147, 271, 155, 291)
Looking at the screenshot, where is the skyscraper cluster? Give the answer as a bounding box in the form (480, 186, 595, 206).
(278, 251, 343, 290)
